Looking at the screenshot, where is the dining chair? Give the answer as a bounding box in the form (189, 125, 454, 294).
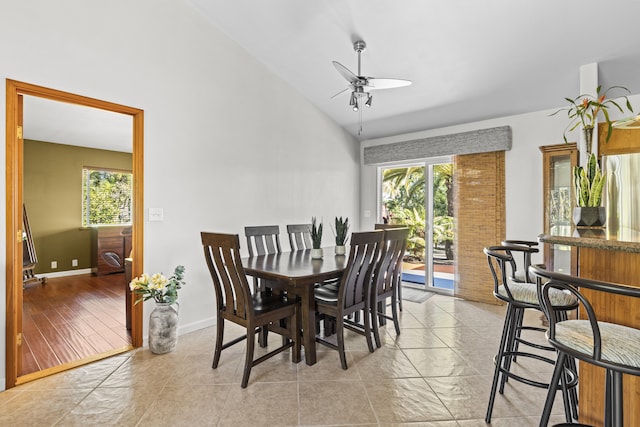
(286, 224, 313, 251)
(484, 245, 579, 424)
(371, 227, 409, 347)
(531, 265, 640, 427)
(201, 232, 301, 388)
(374, 223, 407, 312)
(314, 230, 384, 369)
(244, 225, 284, 346)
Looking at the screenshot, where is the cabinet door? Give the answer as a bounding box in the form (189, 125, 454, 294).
(97, 236, 125, 275)
(540, 143, 578, 274)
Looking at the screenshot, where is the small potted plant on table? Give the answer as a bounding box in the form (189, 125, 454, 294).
(310, 217, 323, 259)
(332, 216, 349, 255)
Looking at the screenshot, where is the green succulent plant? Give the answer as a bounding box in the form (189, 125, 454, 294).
(332, 216, 350, 246)
(574, 153, 605, 207)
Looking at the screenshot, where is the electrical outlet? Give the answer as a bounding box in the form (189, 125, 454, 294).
(364, 210, 371, 218)
(51, 261, 57, 269)
(72, 259, 78, 267)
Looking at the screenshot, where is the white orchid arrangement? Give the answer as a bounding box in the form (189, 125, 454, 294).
(129, 265, 185, 305)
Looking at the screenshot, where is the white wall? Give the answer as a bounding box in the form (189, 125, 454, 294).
(360, 94, 640, 266)
(0, 0, 358, 389)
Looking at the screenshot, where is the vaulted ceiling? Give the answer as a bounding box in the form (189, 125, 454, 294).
(23, 0, 640, 150)
(187, 0, 640, 140)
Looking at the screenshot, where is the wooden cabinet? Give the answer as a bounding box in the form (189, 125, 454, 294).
(93, 226, 132, 275)
(598, 120, 640, 156)
(539, 143, 578, 274)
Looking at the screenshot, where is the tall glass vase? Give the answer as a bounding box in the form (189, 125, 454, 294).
(149, 302, 178, 354)
(582, 126, 594, 156)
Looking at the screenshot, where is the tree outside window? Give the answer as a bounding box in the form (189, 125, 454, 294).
(382, 164, 454, 261)
(82, 168, 132, 227)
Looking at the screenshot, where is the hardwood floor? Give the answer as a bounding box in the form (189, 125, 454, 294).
(21, 273, 131, 376)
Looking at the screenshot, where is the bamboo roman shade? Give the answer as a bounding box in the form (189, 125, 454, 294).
(454, 151, 506, 304)
(363, 126, 511, 165)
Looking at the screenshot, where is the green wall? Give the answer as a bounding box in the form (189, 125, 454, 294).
(24, 140, 132, 274)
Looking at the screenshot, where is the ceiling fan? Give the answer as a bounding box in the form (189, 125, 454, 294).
(332, 40, 412, 134)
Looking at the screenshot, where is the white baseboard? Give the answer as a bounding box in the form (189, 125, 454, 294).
(178, 317, 216, 336)
(37, 268, 95, 279)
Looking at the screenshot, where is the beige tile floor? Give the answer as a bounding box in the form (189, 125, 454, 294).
(0, 293, 572, 426)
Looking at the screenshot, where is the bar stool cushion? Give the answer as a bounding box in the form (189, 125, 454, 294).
(499, 281, 577, 307)
(554, 320, 640, 368)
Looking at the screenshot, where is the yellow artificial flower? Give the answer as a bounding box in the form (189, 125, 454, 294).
(129, 266, 186, 305)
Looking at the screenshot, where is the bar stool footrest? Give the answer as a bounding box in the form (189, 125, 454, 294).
(494, 351, 579, 390)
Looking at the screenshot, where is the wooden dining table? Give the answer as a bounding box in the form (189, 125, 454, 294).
(242, 248, 347, 365)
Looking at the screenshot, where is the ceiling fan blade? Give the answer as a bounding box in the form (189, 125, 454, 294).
(330, 87, 351, 99)
(333, 61, 359, 84)
(366, 78, 412, 90)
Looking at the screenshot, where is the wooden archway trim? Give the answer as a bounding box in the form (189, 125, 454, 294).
(5, 79, 144, 388)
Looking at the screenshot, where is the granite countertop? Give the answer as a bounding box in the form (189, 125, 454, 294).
(538, 227, 640, 254)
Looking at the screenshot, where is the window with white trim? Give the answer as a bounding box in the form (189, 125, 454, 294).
(82, 167, 133, 227)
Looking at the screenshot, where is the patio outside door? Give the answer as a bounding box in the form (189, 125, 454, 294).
(380, 157, 454, 292)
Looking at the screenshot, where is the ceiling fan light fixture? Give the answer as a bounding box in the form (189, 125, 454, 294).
(365, 94, 372, 108)
(349, 92, 356, 106)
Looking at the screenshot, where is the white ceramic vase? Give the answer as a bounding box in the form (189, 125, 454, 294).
(335, 245, 346, 255)
(310, 248, 323, 259)
(149, 302, 178, 354)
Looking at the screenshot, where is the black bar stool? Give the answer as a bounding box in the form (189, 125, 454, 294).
(531, 265, 640, 427)
(484, 245, 579, 424)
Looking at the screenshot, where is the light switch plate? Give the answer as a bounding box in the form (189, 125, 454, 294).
(149, 208, 164, 221)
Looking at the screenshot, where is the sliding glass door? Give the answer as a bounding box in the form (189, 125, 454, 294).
(380, 157, 454, 291)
